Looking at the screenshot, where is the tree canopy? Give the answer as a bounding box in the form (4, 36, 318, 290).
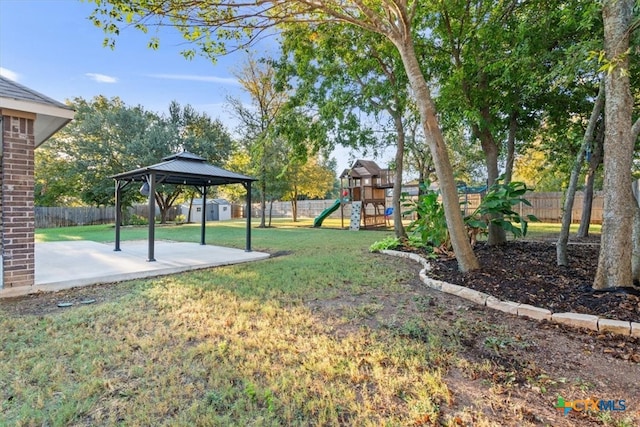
(85, 0, 640, 286)
(37, 96, 235, 223)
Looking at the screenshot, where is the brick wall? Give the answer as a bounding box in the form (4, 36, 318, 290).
(1, 114, 36, 287)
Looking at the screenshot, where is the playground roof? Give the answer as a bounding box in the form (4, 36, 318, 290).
(340, 159, 383, 178)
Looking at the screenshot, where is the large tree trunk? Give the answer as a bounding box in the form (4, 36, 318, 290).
(557, 79, 605, 265)
(259, 180, 266, 228)
(633, 182, 640, 284)
(291, 199, 298, 222)
(187, 194, 194, 223)
(594, 0, 635, 289)
(394, 39, 479, 272)
(577, 124, 604, 238)
(475, 123, 506, 245)
(392, 113, 407, 239)
(503, 110, 518, 185)
(474, 74, 506, 246)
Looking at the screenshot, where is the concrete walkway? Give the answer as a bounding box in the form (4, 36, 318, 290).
(0, 241, 270, 298)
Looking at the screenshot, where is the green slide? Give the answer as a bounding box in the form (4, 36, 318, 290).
(313, 199, 341, 228)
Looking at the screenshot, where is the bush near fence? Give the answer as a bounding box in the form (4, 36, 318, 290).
(35, 192, 603, 228)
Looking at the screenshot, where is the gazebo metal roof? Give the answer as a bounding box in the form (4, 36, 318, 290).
(112, 151, 256, 261)
(112, 151, 256, 186)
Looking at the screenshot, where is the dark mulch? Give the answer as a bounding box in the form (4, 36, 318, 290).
(425, 240, 640, 323)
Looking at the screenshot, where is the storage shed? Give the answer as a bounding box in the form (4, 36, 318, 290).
(182, 198, 231, 222)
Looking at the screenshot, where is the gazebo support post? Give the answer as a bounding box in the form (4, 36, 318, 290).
(200, 185, 207, 245)
(147, 173, 156, 262)
(111, 152, 257, 258)
(114, 180, 122, 251)
(244, 181, 252, 252)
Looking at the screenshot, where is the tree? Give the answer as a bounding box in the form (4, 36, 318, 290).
(160, 101, 235, 223)
(593, 0, 637, 289)
(228, 55, 289, 228)
(35, 138, 83, 206)
(281, 154, 335, 222)
(87, 0, 480, 271)
(425, 0, 594, 245)
(41, 96, 234, 224)
(576, 124, 604, 238)
(557, 79, 605, 266)
(219, 149, 253, 204)
(278, 23, 413, 237)
(166, 101, 234, 164)
(45, 96, 157, 208)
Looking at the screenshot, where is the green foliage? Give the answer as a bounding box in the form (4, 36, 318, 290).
(125, 214, 148, 226)
(369, 236, 401, 252)
(401, 178, 538, 248)
(465, 176, 539, 239)
(36, 97, 234, 215)
(402, 184, 450, 250)
(368, 232, 430, 254)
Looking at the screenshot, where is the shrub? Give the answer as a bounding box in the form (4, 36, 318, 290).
(402, 183, 450, 251)
(125, 214, 149, 226)
(401, 177, 538, 250)
(465, 176, 538, 239)
(369, 236, 401, 252)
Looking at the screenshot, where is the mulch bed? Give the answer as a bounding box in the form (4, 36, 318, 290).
(423, 241, 640, 323)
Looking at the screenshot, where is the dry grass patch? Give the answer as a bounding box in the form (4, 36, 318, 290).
(1, 275, 452, 425)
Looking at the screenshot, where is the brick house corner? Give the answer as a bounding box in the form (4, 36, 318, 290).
(0, 76, 74, 289)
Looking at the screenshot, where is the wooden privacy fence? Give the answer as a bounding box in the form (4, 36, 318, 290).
(35, 191, 604, 228)
(522, 192, 603, 224)
(247, 191, 605, 224)
(459, 192, 603, 224)
(35, 206, 115, 228)
(35, 205, 179, 228)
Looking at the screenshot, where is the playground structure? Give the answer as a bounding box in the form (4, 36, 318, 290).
(314, 160, 393, 229)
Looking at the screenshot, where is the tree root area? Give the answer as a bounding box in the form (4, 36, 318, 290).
(428, 240, 640, 323)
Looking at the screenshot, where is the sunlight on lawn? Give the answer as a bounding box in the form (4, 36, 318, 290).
(6, 222, 459, 425)
(8, 220, 618, 425)
(1, 269, 451, 425)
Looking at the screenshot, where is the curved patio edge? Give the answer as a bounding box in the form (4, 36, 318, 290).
(381, 249, 640, 338)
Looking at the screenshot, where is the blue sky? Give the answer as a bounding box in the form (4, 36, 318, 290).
(0, 0, 255, 122)
(0, 0, 393, 174)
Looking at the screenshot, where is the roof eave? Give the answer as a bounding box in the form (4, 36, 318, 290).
(1, 97, 75, 147)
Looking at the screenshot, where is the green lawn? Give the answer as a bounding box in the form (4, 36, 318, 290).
(11, 220, 450, 425)
(35, 218, 600, 245)
(0, 220, 616, 426)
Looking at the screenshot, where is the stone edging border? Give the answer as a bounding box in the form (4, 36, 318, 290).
(381, 249, 640, 338)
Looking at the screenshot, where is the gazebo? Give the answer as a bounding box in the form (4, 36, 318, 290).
(111, 151, 256, 261)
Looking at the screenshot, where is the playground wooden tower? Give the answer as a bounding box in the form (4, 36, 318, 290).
(340, 160, 393, 228)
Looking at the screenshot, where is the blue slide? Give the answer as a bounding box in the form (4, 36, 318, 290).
(313, 199, 341, 228)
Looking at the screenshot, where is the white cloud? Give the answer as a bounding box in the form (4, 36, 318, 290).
(148, 73, 239, 85)
(0, 67, 20, 81)
(86, 73, 118, 83)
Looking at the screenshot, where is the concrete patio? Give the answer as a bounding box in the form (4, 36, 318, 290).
(0, 241, 270, 298)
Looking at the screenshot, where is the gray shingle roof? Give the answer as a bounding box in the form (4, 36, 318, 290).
(0, 75, 74, 146)
(112, 151, 256, 186)
(0, 75, 71, 110)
